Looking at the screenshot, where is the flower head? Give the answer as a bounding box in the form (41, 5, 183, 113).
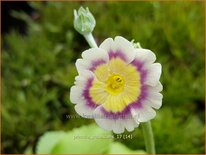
(73, 7, 96, 35)
(70, 36, 162, 134)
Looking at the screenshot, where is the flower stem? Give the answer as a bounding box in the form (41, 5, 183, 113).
(83, 33, 98, 48)
(141, 121, 156, 154)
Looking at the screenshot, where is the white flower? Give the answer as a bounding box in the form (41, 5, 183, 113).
(70, 36, 163, 134)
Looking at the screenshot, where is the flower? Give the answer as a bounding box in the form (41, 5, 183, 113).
(70, 36, 163, 134)
(73, 7, 96, 36)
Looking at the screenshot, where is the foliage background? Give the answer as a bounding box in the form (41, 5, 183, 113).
(2, 1, 205, 154)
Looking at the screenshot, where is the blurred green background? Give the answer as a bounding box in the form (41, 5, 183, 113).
(2, 1, 205, 154)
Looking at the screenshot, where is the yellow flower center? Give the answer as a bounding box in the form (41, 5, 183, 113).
(90, 58, 141, 112)
(106, 74, 125, 95)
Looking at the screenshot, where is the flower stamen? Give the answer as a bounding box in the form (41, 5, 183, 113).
(106, 74, 125, 95)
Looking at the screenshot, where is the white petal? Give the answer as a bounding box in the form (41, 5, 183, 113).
(152, 81, 163, 92)
(133, 48, 156, 65)
(99, 38, 114, 52)
(124, 117, 139, 132)
(146, 93, 163, 109)
(114, 36, 136, 63)
(70, 86, 84, 104)
(74, 103, 94, 119)
(100, 36, 135, 63)
(145, 63, 162, 86)
(81, 48, 109, 62)
(73, 70, 94, 88)
(75, 59, 90, 74)
(76, 48, 109, 73)
(71, 70, 95, 104)
(93, 106, 115, 131)
(94, 106, 139, 133)
(113, 119, 125, 134)
(144, 82, 163, 109)
(94, 106, 125, 134)
(131, 105, 156, 122)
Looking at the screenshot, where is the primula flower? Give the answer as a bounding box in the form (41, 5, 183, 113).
(70, 36, 162, 133)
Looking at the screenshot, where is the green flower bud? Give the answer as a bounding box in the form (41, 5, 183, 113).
(73, 7, 96, 35)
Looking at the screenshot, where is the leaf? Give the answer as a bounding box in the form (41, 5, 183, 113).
(36, 131, 66, 154)
(108, 142, 146, 154)
(36, 124, 112, 154)
(51, 124, 112, 154)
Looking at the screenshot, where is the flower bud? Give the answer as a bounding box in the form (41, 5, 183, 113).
(73, 7, 96, 35)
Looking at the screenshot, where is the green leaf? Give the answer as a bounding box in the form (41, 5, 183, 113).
(36, 124, 112, 154)
(36, 131, 66, 154)
(51, 124, 112, 154)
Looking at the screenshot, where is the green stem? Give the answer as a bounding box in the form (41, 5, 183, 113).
(83, 33, 98, 48)
(142, 121, 156, 154)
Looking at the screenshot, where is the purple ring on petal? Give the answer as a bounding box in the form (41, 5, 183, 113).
(89, 59, 107, 71)
(131, 59, 148, 84)
(108, 50, 127, 62)
(100, 105, 131, 120)
(82, 77, 99, 109)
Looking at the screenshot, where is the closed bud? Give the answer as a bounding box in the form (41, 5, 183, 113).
(73, 7, 96, 35)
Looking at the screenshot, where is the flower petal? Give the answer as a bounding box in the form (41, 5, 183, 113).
(94, 106, 124, 133)
(145, 93, 163, 110)
(100, 36, 135, 63)
(99, 38, 114, 52)
(144, 82, 163, 109)
(89, 79, 109, 105)
(71, 70, 100, 114)
(75, 48, 109, 74)
(70, 86, 84, 104)
(152, 81, 163, 92)
(131, 105, 156, 122)
(74, 70, 94, 87)
(94, 106, 139, 133)
(124, 117, 139, 132)
(102, 95, 127, 113)
(144, 63, 162, 86)
(70, 70, 94, 104)
(113, 36, 136, 63)
(133, 48, 156, 65)
(74, 103, 94, 119)
(93, 63, 110, 82)
(75, 59, 90, 74)
(81, 48, 109, 62)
